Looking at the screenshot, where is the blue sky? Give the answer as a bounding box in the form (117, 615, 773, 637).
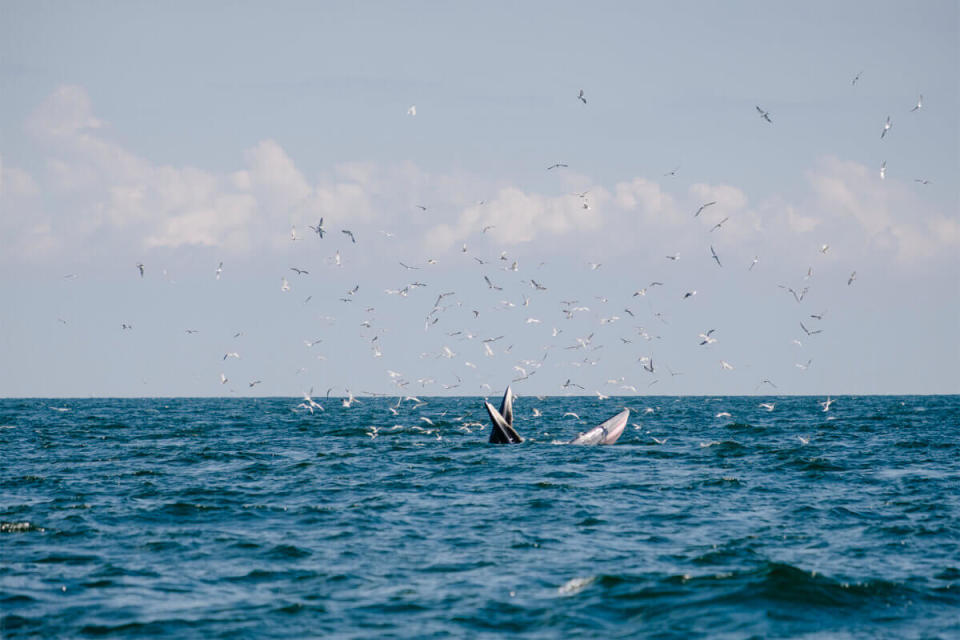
(1, 1, 957, 397)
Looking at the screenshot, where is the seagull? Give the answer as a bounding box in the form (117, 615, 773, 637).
(280, 277, 290, 292)
(223, 352, 240, 360)
(342, 229, 356, 243)
(710, 217, 729, 232)
(710, 246, 722, 267)
(290, 226, 299, 242)
(756, 105, 773, 123)
(852, 70, 863, 86)
(880, 161, 886, 180)
(819, 397, 834, 412)
(749, 256, 759, 270)
(800, 321, 822, 336)
(136, 263, 145, 278)
(759, 403, 775, 411)
(910, 94, 923, 112)
(577, 89, 587, 104)
(220, 373, 228, 384)
(698, 329, 717, 345)
(215, 262, 223, 280)
(308, 219, 325, 238)
(848, 271, 857, 286)
(664, 166, 680, 177)
(881, 116, 892, 139)
(694, 201, 717, 217)
(121, 323, 133, 330)
(796, 359, 812, 371)
(415, 205, 427, 212)
(547, 163, 568, 170)
(563, 379, 585, 390)
(407, 105, 416, 116)
(720, 360, 734, 371)
(914, 178, 932, 185)
(682, 290, 697, 300)
(481, 225, 495, 233)
(290, 267, 309, 275)
(249, 380, 262, 388)
(819, 244, 830, 254)
(797, 435, 810, 446)
(563, 412, 581, 419)
(184, 329, 199, 334)
(666, 253, 679, 261)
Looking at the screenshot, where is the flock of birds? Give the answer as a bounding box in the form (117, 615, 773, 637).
(81, 74, 930, 439)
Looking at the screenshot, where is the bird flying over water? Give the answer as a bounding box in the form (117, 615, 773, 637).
(308, 219, 325, 238)
(694, 201, 717, 217)
(881, 116, 892, 139)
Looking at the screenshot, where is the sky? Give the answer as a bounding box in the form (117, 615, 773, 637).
(1, 1, 958, 398)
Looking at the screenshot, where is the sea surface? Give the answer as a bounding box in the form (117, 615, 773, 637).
(1, 395, 958, 639)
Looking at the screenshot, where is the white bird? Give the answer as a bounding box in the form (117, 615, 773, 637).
(280, 277, 290, 292)
(215, 262, 223, 280)
(694, 201, 717, 217)
(759, 403, 775, 412)
(595, 391, 609, 400)
(223, 352, 240, 360)
(682, 290, 697, 300)
(880, 161, 886, 180)
(577, 89, 587, 104)
(563, 412, 580, 419)
(910, 94, 923, 112)
(819, 244, 830, 254)
(290, 226, 299, 242)
(715, 412, 731, 418)
(698, 329, 717, 345)
(720, 360, 734, 370)
(797, 435, 810, 445)
(820, 397, 834, 412)
(532, 408, 542, 417)
(848, 271, 857, 286)
(749, 256, 759, 271)
(881, 116, 892, 139)
(407, 105, 416, 116)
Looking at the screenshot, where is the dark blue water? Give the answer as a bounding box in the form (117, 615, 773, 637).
(2, 395, 958, 638)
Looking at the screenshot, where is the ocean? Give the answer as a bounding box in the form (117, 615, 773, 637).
(1, 395, 958, 638)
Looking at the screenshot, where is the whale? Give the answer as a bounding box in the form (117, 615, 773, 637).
(485, 386, 523, 443)
(485, 386, 627, 445)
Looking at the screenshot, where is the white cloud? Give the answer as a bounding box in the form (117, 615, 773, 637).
(3, 87, 955, 270)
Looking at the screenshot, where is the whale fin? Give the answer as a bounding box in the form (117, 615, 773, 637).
(568, 409, 629, 445)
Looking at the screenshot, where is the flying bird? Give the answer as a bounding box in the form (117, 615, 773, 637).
(290, 267, 309, 275)
(215, 262, 223, 280)
(698, 329, 717, 345)
(914, 178, 931, 185)
(694, 201, 717, 217)
(136, 263, 144, 278)
(547, 163, 568, 170)
(710, 217, 729, 232)
(577, 89, 587, 104)
(710, 245, 722, 267)
(852, 70, 863, 86)
(407, 105, 416, 116)
(881, 116, 892, 139)
(910, 94, 923, 112)
(308, 219, 325, 238)
(880, 161, 886, 180)
(848, 271, 857, 286)
(756, 105, 773, 123)
(341, 229, 356, 243)
(749, 256, 759, 271)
